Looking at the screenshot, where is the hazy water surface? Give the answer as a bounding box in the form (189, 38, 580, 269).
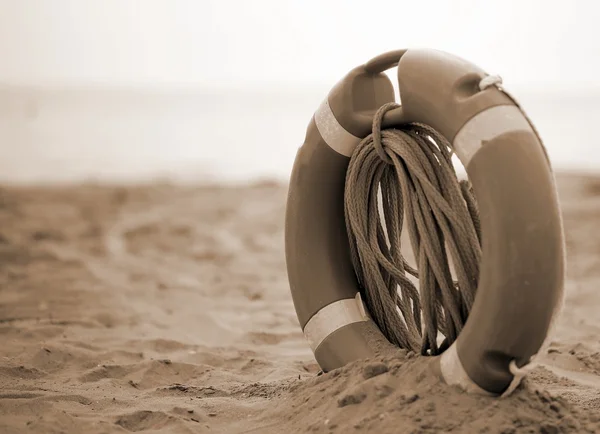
(1, 86, 598, 184)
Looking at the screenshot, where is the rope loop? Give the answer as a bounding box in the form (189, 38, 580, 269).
(371, 102, 399, 164)
(479, 74, 503, 90)
(344, 114, 482, 356)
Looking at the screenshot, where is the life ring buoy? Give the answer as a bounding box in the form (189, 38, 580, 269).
(285, 49, 565, 396)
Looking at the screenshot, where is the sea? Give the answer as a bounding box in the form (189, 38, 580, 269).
(1, 85, 599, 184)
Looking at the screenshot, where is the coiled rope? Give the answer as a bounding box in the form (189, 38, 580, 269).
(344, 102, 482, 356)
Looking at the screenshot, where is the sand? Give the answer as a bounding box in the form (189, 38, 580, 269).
(0, 172, 599, 434)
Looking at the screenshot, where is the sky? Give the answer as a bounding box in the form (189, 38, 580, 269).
(0, 0, 599, 91)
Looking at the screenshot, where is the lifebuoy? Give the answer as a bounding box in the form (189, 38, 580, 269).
(285, 49, 565, 395)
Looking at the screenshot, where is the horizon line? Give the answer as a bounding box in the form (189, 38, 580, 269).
(1, 81, 599, 97)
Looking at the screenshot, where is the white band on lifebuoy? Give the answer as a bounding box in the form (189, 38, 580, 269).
(453, 104, 533, 167)
(314, 98, 362, 157)
(439, 343, 496, 396)
(303, 293, 370, 353)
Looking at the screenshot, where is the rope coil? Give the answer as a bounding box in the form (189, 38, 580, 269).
(344, 103, 482, 355)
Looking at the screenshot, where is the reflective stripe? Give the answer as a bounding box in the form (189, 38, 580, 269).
(303, 293, 370, 353)
(314, 98, 362, 157)
(453, 105, 533, 167)
(439, 343, 496, 396)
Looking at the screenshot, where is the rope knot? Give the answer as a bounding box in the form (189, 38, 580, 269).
(371, 102, 400, 164)
(479, 74, 503, 91)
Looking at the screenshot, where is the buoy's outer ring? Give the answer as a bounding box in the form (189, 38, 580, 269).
(285, 98, 397, 371)
(284, 49, 565, 395)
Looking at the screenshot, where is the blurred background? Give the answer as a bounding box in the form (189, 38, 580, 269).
(0, 0, 598, 184)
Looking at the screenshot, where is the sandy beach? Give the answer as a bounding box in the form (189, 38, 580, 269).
(0, 172, 599, 433)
